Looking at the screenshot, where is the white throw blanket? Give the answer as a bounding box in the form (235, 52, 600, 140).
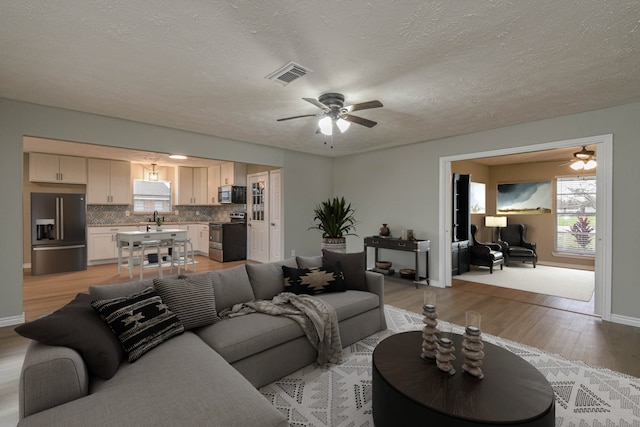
(220, 292, 342, 365)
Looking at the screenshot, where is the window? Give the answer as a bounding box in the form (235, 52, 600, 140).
(133, 180, 172, 213)
(555, 176, 596, 255)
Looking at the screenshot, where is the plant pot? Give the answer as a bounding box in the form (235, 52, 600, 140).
(321, 237, 346, 253)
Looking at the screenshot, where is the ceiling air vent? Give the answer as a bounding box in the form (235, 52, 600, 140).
(266, 62, 312, 86)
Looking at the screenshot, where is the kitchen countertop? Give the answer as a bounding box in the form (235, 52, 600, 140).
(87, 221, 213, 227)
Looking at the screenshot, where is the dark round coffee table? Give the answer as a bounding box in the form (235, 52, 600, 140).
(372, 331, 555, 426)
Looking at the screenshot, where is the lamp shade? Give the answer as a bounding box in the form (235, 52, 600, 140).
(484, 216, 507, 227)
(318, 116, 333, 136)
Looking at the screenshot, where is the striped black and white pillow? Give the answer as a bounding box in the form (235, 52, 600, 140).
(153, 275, 220, 330)
(92, 287, 184, 362)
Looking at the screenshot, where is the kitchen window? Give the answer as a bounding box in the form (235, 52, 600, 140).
(133, 180, 172, 213)
(555, 176, 596, 255)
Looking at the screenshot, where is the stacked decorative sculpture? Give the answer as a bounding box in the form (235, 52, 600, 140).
(420, 291, 439, 360)
(462, 311, 485, 379)
(420, 295, 485, 380)
(435, 324, 456, 375)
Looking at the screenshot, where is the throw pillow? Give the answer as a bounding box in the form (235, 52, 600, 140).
(282, 265, 346, 295)
(15, 293, 124, 379)
(322, 250, 367, 291)
(153, 275, 220, 330)
(91, 287, 184, 362)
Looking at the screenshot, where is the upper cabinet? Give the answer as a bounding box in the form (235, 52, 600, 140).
(87, 159, 131, 205)
(29, 153, 87, 184)
(207, 164, 221, 205)
(176, 166, 208, 205)
(220, 162, 247, 186)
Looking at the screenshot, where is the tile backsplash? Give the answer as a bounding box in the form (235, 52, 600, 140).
(87, 204, 243, 225)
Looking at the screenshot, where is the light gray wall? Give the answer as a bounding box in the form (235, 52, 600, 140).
(0, 98, 333, 321)
(334, 101, 640, 321)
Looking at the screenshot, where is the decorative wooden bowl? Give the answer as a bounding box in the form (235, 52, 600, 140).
(376, 261, 392, 270)
(399, 268, 416, 279)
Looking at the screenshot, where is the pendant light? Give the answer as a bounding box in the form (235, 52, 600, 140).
(148, 164, 159, 181)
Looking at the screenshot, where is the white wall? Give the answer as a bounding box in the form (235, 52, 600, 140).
(0, 98, 333, 322)
(334, 102, 640, 322)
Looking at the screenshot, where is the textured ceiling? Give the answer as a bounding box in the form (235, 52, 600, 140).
(2, 1, 639, 157)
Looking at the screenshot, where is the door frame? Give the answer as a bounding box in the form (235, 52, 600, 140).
(438, 134, 612, 320)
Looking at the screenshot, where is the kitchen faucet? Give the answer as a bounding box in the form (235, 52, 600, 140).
(153, 210, 159, 222)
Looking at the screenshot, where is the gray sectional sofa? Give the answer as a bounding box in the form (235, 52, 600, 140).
(17, 254, 386, 426)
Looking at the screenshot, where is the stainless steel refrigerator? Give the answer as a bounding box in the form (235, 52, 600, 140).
(31, 193, 87, 275)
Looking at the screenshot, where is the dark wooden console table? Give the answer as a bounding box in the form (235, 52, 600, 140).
(364, 236, 430, 288)
(372, 331, 555, 426)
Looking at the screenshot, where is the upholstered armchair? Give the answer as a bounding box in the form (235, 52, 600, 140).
(497, 224, 537, 267)
(469, 224, 504, 274)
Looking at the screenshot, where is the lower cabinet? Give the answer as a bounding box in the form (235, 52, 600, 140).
(452, 240, 470, 276)
(87, 226, 139, 264)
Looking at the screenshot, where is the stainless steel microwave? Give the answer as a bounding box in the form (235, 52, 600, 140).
(218, 185, 246, 204)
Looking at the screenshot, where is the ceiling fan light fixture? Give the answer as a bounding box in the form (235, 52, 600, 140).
(584, 159, 597, 170)
(336, 118, 351, 133)
(570, 160, 585, 170)
(319, 116, 333, 136)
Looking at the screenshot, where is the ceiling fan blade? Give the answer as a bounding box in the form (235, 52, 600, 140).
(302, 97, 330, 111)
(276, 113, 319, 122)
(342, 114, 378, 128)
(344, 100, 383, 113)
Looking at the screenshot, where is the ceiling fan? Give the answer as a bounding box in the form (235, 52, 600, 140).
(277, 93, 383, 136)
(560, 146, 597, 170)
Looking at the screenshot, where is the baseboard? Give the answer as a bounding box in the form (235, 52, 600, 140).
(538, 261, 594, 271)
(0, 313, 25, 327)
(609, 313, 640, 328)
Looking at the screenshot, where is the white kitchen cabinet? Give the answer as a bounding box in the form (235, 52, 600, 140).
(220, 162, 247, 186)
(87, 159, 131, 204)
(207, 164, 221, 205)
(176, 167, 208, 205)
(199, 224, 209, 255)
(87, 226, 138, 263)
(29, 152, 87, 184)
(187, 224, 200, 253)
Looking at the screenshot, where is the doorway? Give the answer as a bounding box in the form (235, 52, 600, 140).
(438, 134, 613, 320)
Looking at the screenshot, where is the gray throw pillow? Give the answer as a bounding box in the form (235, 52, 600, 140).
(154, 275, 220, 330)
(246, 258, 297, 300)
(92, 287, 184, 362)
(322, 250, 367, 291)
(210, 265, 255, 312)
(296, 255, 323, 268)
(15, 293, 124, 379)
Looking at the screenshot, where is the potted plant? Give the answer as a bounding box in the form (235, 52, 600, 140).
(155, 216, 164, 231)
(308, 196, 358, 253)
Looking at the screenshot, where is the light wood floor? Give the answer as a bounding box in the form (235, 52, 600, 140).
(1, 257, 639, 424)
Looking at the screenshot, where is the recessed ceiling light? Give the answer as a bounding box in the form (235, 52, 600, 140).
(169, 154, 187, 160)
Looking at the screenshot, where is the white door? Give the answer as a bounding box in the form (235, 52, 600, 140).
(269, 169, 283, 261)
(247, 172, 269, 263)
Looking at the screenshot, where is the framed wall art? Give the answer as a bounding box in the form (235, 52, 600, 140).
(497, 181, 552, 214)
(469, 182, 486, 214)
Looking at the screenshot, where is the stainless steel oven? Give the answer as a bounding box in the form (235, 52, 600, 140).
(209, 212, 247, 262)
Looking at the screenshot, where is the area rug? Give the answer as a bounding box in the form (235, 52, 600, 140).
(460, 264, 595, 301)
(259, 305, 640, 427)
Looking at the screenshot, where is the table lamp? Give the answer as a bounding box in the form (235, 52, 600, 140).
(484, 216, 507, 241)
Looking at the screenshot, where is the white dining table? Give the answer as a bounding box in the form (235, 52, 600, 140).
(116, 229, 187, 278)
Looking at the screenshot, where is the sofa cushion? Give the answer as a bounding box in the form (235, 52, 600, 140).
(196, 313, 305, 364)
(246, 258, 297, 300)
(314, 290, 380, 321)
(25, 332, 287, 427)
(322, 250, 367, 291)
(296, 255, 323, 268)
(282, 265, 346, 295)
(210, 265, 256, 312)
(15, 293, 124, 380)
(91, 287, 184, 362)
(153, 275, 220, 330)
(87, 274, 179, 300)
